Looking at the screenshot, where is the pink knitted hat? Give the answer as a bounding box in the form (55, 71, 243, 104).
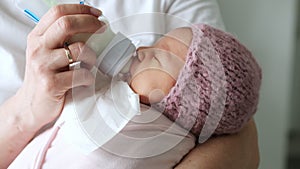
(154, 24, 262, 138)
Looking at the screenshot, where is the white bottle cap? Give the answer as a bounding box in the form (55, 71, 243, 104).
(97, 32, 136, 78)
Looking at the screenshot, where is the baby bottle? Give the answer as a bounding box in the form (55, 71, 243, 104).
(79, 15, 136, 82)
(70, 15, 136, 91)
(14, 0, 136, 83)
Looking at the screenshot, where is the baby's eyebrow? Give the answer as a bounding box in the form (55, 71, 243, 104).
(159, 39, 171, 50)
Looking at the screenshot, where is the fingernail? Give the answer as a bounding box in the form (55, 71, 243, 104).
(99, 23, 107, 33)
(90, 7, 101, 16)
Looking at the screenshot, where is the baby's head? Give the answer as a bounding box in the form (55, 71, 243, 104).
(129, 27, 193, 104)
(129, 24, 262, 136)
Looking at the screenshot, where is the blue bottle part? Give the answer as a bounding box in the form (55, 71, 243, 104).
(14, 0, 53, 23)
(14, 0, 80, 23)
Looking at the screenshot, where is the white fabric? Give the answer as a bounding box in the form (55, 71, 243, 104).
(96, 0, 225, 46)
(58, 79, 140, 154)
(0, 0, 224, 105)
(8, 104, 196, 169)
(0, 0, 224, 167)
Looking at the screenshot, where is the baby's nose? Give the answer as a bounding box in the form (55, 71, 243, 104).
(136, 51, 145, 62)
(136, 47, 149, 61)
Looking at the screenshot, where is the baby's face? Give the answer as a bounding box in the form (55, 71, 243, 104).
(130, 27, 193, 104)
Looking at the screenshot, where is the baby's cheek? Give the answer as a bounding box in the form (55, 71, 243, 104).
(130, 69, 175, 104)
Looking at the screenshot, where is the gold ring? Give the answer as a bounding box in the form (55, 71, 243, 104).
(64, 42, 73, 63)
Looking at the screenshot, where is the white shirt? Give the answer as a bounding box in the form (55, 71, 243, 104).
(0, 0, 224, 105)
(1, 0, 224, 168)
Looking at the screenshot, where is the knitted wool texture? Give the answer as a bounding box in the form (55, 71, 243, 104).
(155, 24, 262, 137)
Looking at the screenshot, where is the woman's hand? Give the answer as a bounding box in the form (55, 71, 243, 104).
(0, 4, 105, 168)
(17, 4, 104, 130)
(175, 118, 260, 169)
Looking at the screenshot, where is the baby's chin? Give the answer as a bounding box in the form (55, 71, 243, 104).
(138, 89, 167, 105)
(129, 70, 176, 104)
(130, 81, 167, 104)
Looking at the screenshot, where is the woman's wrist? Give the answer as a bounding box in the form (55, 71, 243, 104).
(0, 94, 40, 168)
(13, 89, 46, 133)
(14, 83, 65, 133)
(2, 87, 49, 136)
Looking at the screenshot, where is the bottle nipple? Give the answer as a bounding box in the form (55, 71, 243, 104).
(96, 32, 136, 82)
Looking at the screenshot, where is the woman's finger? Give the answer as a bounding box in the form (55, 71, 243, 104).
(47, 42, 97, 70)
(32, 4, 102, 36)
(43, 14, 104, 48)
(55, 68, 95, 92)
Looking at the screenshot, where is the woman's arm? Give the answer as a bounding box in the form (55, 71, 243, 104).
(0, 4, 103, 169)
(0, 95, 41, 169)
(174, 118, 259, 169)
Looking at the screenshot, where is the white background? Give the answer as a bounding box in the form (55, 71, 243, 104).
(217, 0, 298, 169)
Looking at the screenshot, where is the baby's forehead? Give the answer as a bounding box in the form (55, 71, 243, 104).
(165, 27, 193, 47)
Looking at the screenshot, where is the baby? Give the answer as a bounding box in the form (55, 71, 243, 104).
(8, 24, 262, 169)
